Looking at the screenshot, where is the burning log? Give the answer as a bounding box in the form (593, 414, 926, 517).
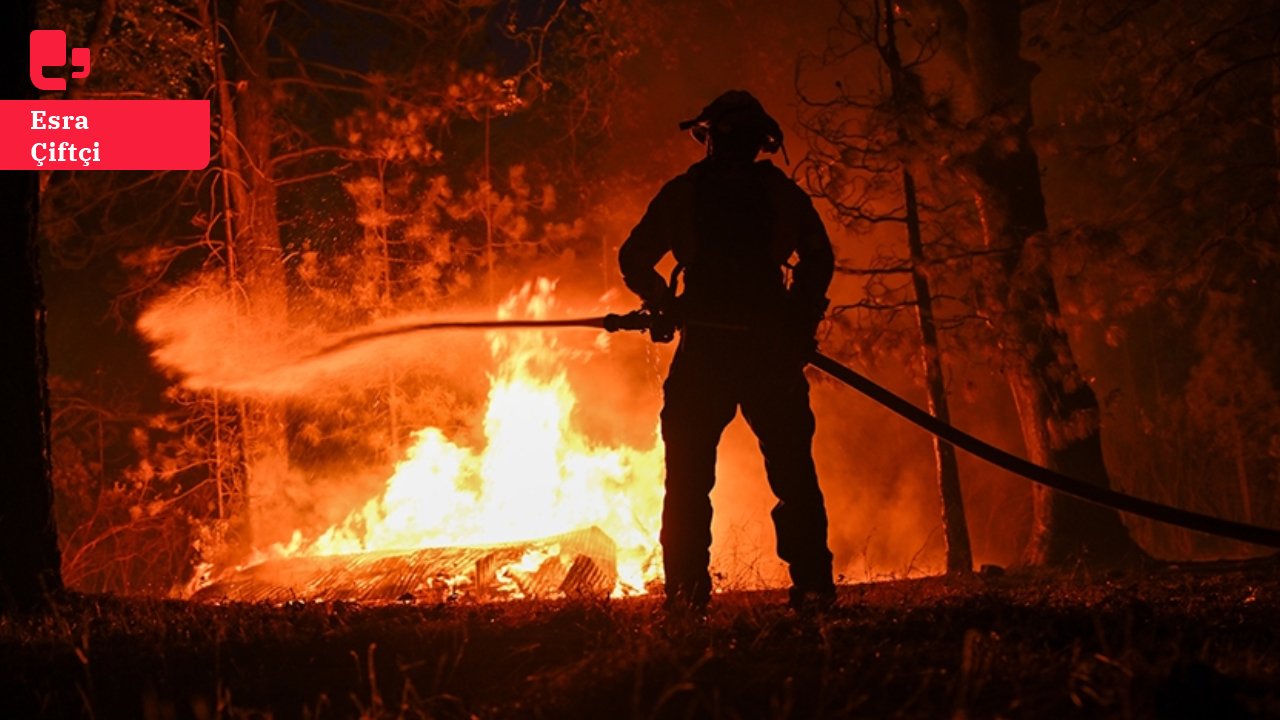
(193, 526, 617, 603)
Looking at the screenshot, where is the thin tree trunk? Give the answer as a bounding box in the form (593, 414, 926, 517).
(883, 0, 973, 573)
(904, 170, 973, 573)
(1, 0, 64, 613)
(202, 0, 249, 531)
(213, 390, 225, 518)
(484, 106, 495, 302)
(233, 0, 291, 546)
(377, 160, 400, 451)
(205, 0, 291, 548)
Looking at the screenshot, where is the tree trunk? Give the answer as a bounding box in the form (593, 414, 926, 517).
(1, 0, 64, 613)
(213, 0, 292, 548)
(904, 170, 974, 573)
(882, 0, 973, 573)
(952, 0, 1145, 565)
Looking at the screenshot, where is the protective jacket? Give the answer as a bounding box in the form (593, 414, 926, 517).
(619, 158, 833, 328)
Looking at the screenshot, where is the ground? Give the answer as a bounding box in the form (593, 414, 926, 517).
(2, 560, 1278, 719)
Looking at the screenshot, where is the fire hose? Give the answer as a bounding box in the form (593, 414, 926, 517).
(313, 310, 1280, 549)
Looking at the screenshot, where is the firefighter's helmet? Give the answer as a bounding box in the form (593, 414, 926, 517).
(678, 90, 783, 155)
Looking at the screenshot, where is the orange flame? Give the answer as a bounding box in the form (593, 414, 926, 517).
(268, 279, 665, 595)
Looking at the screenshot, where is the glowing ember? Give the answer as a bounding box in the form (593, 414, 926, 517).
(265, 279, 665, 596)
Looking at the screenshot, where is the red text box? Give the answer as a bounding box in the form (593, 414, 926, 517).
(0, 100, 209, 171)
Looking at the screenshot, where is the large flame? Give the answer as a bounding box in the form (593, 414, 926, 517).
(270, 279, 665, 596)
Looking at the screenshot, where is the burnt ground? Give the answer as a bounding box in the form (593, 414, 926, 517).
(2, 560, 1279, 719)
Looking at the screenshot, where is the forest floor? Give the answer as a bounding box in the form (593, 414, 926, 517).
(2, 559, 1278, 719)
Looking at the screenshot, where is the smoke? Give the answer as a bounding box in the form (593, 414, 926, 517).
(137, 282, 302, 396)
(135, 273, 611, 400)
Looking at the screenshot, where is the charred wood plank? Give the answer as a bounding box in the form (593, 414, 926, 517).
(193, 527, 617, 603)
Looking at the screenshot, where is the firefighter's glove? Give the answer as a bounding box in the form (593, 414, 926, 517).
(645, 298, 681, 344)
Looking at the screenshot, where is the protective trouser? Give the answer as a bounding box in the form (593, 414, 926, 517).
(658, 330, 834, 607)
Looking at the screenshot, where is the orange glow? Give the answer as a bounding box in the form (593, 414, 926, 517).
(261, 279, 666, 596)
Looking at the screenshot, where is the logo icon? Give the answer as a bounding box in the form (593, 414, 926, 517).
(30, 30, 90, 92)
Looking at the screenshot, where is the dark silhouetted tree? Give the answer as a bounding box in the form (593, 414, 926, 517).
(918, 0, 1147, 565)
(1, 0, 63, 613)
(800, 0, 974, 573)
(1023, 0, 1280, 556)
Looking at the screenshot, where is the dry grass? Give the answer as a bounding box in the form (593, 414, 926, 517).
(2, 560, 1278, 719)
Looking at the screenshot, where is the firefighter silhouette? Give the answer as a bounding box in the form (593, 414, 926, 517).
(619, 90, 836, 611)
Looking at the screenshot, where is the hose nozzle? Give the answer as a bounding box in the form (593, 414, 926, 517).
(602, 310, 652, 333)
